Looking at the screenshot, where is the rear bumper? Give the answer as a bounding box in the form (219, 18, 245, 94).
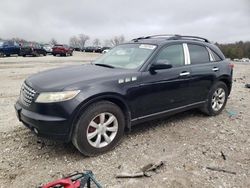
(14, 102, 71, 141)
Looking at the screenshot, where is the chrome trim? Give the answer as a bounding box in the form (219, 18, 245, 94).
(212, 67, 219, 71)
(183, 43, 190, 65)
(20, 82, 36, 106)
(131, 101, 206, 121)
(179, 72, 190, 76)
(206, 47, 215, 62)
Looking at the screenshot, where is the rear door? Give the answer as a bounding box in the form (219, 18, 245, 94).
(187, 43, 221, 103)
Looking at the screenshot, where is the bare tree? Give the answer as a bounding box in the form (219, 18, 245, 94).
(93, 38, 101, 46)
(78, 34, 89, 49)
(11, 37, 27, 43)
(50, 38, 57, 45)
(103, 39, 111, 47)
(69, 36, 80, 48)
(109, 35, 125, 47)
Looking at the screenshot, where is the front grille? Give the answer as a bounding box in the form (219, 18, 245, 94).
(20, 82, 36, 106)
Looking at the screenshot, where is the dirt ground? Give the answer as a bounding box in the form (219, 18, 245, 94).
(0, 52, 249, 188)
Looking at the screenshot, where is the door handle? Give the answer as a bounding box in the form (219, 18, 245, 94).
(179, 71, 190, 76)
(212, 67, 219, 71)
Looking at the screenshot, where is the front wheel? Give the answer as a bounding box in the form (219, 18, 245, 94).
(72, 101, 125, 156)
(201, 81, 228, 116)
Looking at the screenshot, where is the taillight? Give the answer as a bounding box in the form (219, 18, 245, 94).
(229, 63, 234, 69)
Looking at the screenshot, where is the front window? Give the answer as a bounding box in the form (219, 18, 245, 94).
(94, 44, 157, 69)
(155, 44, 184, 67)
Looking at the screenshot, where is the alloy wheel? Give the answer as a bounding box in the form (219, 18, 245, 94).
(86, 112, 118, 148)
(211, 88, 226, 111)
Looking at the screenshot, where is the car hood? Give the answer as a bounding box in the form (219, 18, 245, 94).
(26, 63, 132, 92)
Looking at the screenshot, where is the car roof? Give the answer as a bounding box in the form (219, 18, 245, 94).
(129, 34, 210, 45)
(126, 34, 225, 59)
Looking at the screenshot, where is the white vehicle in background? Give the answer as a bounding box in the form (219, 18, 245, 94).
(102, 49, 110, 54)
(42, 44, 53, 54)
(241, 58, 250, 62)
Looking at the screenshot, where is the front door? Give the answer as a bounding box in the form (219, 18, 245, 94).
(130, 43, 192, 119)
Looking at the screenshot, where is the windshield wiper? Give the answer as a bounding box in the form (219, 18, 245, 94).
(94, 63, 114, 68)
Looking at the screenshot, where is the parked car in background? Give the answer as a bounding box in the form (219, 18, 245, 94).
(241, 58, 250, 62)
(102, 47, 111, 54)
(72, 47, 81, 51)
(20, 42, 47, 57)
(84, 46, 95, 52)
(0, 41, 4, 57)
(42, 44, 53, 54)
(52, 44, 73, 56)
(0, 40, 20, 57)
(15, 34, 233, 156)
(84, 46, 102, 53)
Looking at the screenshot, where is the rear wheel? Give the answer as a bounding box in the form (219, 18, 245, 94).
(201, 81, 228, 116)
(72, 101, 125, 156)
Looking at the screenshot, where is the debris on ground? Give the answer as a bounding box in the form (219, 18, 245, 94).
(221, 151, 226, 160)
(206, 167, 236, 175)
(245, 84, 250, 88)
(116, 161, 164, 178)
(40, 170, 102, 188)
(226, 109, 239, 119)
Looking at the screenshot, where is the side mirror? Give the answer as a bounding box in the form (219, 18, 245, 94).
(150, 60, 172, 73)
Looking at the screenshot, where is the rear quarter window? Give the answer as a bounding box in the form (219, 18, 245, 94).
(188, 44, 210, 64)
(210, 50, 222, 61)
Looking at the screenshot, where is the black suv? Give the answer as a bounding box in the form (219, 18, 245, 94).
(20, 42, 47, 57)
(15, 35, 233, 156)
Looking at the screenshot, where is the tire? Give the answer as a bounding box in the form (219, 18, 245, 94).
(201, 81, 228, 116)
(72, 101, 125, 156)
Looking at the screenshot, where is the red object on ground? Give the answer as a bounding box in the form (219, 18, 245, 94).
(42, 178, 81, 188)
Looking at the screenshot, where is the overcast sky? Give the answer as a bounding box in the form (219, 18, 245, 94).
(0, 0, 249, 44)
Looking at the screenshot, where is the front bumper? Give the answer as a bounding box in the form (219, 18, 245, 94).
(15, 101, 71, 141)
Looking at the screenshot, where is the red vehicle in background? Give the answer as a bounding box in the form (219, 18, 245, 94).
(52, 44, 73, 56)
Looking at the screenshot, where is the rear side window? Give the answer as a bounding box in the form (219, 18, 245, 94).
(188, 44, 210, 64)
(211, 50, 222, 61)
(156, 44, 184, 67)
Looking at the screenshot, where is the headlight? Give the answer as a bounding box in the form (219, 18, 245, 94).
(35, 90, 80, 103)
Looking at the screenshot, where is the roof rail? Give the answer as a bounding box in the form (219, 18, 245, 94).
(175, 35, 210, 43)
(132, 34, 210, 43)
(145, 34, 178, 38)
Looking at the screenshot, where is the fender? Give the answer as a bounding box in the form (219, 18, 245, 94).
(68, 92, 132, 141)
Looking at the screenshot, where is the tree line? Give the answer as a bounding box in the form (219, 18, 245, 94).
(1, 35, 249, 59)
(216, 41, 250, 59)
(69, 34, 125, 49)
(0, 34, 126, 48)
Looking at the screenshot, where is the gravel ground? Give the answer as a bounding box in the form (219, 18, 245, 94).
(0, 52, 249, 188)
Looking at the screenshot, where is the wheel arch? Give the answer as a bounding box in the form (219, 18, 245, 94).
(217, 75, 232, 95)
(68, 93, 132, 141)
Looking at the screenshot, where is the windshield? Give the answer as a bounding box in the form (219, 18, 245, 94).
(94, 43, 157, 69)
(0, 41, 3, 47)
